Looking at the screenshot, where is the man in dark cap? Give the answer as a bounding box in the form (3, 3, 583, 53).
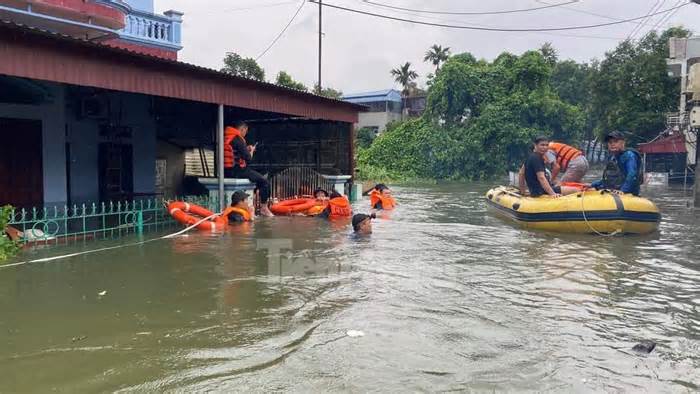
(223, 190, 254, 222)
(352, 213, 375, 235)
(589, 131, 643, 196)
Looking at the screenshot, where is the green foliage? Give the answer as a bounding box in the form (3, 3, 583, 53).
(589, 27, 691, 143)
(356, 127, 377, 149)
(364, 50, 584, 180)
(275, 71, 307, 92)
(391, 62, 419, 97)
(424, 45, 451, 72)
(0, 205, 19, 262)
(313, 84, 343, 99)
(539, 42, 558, 67)
(221, 52, 265, 81)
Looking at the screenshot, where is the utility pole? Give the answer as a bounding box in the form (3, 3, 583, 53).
(318, 0, 322, 94)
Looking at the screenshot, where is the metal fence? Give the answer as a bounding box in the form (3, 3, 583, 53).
(270, 167, 337, 201)
(7, 196, 214, 246)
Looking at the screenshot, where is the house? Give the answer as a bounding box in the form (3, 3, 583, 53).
(0, 16, 362, 212)
(638, 132, 694, 184)
(0, 0, 183, 59)
(342, 90, 402, 134)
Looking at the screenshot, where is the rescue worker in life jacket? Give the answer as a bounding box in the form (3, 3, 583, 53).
(546, 141, 589, 184)
(223, 121, 274, 217)
(519, 136, 580, 198)
(588, 130, 642, 196)
(223, 190, 254, 223)
(317, 191, 353, 218)
(370, 184, 396, 210)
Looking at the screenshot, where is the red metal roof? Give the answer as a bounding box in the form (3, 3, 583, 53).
(0, 20, 362, 123)
(638, 133, 687, 154)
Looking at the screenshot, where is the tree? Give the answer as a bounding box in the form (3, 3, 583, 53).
(539, 42, 558, 67)
(589, 27, 691, 143)
(313, 84, 343, 99)
(356, 127, 377, 149)
(391, 62, 419, 114)
(275, 71, 307, 91)
(424, 45, 451, 72)
(391, 62, 419, 96)
(221, 52, 265, 82)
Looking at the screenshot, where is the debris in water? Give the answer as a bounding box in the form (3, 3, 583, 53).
(98, 291, 107, 296)
(136, 332, 152, 336)
(346, 330, 365, 337)
(71, 335, 87, 343)
(632, 341, 656, 354)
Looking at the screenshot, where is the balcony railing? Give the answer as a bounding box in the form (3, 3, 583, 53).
(120, 10, 181, 48)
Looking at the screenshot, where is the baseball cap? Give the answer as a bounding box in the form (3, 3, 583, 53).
(604, 130, 626, 142)
(231, 190, 250, 205)
(352, 213, 376, 231)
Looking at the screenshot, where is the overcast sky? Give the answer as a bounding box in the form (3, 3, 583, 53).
(155, 0, 699, 94)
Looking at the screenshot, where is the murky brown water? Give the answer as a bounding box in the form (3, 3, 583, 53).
(1, 182, 699, 392)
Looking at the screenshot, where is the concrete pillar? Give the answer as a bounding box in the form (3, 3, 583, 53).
(217, 104, 225, 212)
(695, 144, 700, 207)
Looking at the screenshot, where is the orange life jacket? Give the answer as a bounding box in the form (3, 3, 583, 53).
(305, 201, 329, 216)
(224, 127, 247, 169)
(549, 142, 582, 171)
(328, 196, 352, 218)
(222, 206, 253, 222)
(370, 190, 396, 210)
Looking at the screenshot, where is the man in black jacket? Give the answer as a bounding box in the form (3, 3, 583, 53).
(224, 121, 274, 217)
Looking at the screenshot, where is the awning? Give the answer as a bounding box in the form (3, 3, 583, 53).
(638, 133, 687, 154)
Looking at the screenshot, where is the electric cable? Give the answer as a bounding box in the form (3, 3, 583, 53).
(628, 0, 664, 39)
(256, 0, 306, 61)
(360, 0, 579, 16)
(309, 0, 689, 32)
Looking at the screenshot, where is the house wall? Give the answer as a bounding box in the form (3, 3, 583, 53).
(0, 82, 67, 206)
(357, 111, 402, 133)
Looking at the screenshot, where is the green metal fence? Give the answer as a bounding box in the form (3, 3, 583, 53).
(7, 196, 216, 246)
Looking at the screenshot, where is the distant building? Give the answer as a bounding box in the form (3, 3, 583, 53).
(0, 0, 183, 59)
(342, 90, 402, 134)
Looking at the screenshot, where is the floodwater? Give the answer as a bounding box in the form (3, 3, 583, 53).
(1, 182, 699, 392)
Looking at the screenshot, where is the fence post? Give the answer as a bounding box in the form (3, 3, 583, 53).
(136, 211, 144, 235)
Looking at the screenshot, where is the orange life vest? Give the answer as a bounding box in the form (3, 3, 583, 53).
(328, 196, 352, 218)
(549, 142, 582, 171)
(305, 201, 329, 216)
(370, 190, 396, 210)
(224, 127, 247, 169)
(222, 206, 253, 222)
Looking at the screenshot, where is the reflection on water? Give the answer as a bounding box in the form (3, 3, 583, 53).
(1, 182, 699, 392)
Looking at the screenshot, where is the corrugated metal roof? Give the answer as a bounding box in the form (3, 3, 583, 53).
(0, 19, 364, 123)
(343, 89, 402, 103)
(638, 133, 687, 154)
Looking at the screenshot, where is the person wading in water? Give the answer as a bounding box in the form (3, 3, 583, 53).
(223, 121, 274, 217)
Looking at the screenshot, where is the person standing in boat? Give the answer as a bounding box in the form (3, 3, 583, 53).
(588, 131, 643, 196)
(546, 141, 589, 184)
(224, 121, 274, 217)
(519, 136, 579, 198)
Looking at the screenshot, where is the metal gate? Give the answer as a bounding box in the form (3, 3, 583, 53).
(269, 167, 336, 202)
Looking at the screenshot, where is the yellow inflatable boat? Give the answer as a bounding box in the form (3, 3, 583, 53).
(485, 186, 661, 235)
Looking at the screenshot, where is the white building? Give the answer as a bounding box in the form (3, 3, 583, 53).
(342, 90, 403, 134)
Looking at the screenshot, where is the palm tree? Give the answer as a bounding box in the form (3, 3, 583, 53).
(390, 62, 419, 116)
(424, 45, 451, 73)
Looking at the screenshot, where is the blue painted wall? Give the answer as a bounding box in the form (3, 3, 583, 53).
(123, 0, 154, 13)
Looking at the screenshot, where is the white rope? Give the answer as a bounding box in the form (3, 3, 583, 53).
(580, 189, 621, 237)
(1, 213, 223, 270)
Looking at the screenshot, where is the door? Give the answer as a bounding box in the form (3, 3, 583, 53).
(98, 143, 133, 202)
(0, 118, 43, 209)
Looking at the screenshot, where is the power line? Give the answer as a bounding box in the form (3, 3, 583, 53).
(535, 0, 657, 29)
(360, 0, 579, 16)
(628, 0, 663, 39)
(650, 0, 685, 32)
(359, 0, 626, 40)
(256, 0, 306, 61)
(309, 0, 690, 32)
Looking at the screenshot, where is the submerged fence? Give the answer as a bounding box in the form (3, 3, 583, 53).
(7, 196, 214, 246)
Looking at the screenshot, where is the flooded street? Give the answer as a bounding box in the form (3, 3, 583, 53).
(1, 182, 699, 392)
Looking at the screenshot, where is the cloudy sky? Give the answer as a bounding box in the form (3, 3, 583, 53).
(155, 0, 699, 94)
